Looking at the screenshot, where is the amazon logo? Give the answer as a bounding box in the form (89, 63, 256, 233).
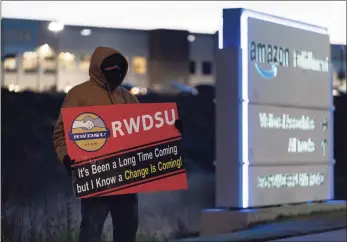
(250, 41, 290, 79)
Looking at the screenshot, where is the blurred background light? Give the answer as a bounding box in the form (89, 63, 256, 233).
(48, 21, 64, 32)
(81, 28, 92, 36)
(187, 34, 196, 42)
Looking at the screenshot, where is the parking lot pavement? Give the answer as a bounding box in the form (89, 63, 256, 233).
(270, 229, 347, 241)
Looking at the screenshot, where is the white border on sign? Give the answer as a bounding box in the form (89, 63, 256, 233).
(239, 10, 328, 208)
(218, 17, 223, 49)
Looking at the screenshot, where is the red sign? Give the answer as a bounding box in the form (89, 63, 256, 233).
(62, 103, 188, 198)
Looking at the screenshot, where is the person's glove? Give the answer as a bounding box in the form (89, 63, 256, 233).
(63, 155, 75, 177)
(174, 119, 184, 134)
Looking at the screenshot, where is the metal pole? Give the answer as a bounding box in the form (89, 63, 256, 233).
(54, 32, 59, 92)
(36, 52, 40, 92)
(55, 52, 58, 92)
(16, 56, 20, 87)
(1, 58, 4, 87)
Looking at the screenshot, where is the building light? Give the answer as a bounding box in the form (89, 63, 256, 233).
(14, 85, 20, 92)
(4, 57, 17, 71)
(64, 85, 72, 94)
(187, 34, 196, 42)
(59, 52, 75, 61)
(332, 89, 339, 96)
(140, 87, 148, 95)
(81, 29, 92, 36)
(48, 21, 64, 32)
(23, 52, 39, 71)
(9, 84, 20, 93)
(23, 52, 38, 59)
(8, 84, 15, 92)
(130, 87, 140, 95)
(133, 57, 147, 74)
(38, 44, 52, 56)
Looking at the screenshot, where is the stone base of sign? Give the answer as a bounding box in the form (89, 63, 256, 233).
(199, 200, 346, 237)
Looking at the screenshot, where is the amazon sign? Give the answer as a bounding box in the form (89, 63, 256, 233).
(216, 8, 334, 208)
(250, 41, 290, 71)
(247, 17, 331, 108)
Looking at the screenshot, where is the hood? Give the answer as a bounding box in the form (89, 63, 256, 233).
(89, 46, 128, 88)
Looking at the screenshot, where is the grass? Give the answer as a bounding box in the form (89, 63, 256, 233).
(1, 171, 215, 242)
(2, 168, 346, 242)
(2, 165, 346, 242)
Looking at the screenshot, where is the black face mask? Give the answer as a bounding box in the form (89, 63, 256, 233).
(101, 53, 127, 90)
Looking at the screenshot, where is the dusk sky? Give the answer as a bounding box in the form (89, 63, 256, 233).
(2, 1, 346, 44)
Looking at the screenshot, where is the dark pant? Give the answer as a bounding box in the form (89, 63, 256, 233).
(79, 194, 138, 242)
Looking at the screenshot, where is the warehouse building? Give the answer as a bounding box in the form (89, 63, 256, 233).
(1, 18, 345, 95)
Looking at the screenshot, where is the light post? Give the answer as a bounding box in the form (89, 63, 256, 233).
(48, 21, 64, 92)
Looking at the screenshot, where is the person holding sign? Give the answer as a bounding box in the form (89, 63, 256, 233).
(53, 47, 142, 242)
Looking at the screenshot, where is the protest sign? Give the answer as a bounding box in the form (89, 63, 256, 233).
(62, 103, 188, 198)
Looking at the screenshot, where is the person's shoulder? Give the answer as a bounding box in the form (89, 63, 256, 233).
(63, 82, 91, 106)
(66, 81, 92, 96)
(120, 86, 139, 104)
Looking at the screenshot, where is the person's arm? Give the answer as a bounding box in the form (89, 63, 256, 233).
(53, 87, 81, 163)
(130, 94, 140, 104)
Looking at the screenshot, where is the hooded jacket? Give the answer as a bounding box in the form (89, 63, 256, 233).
(53, 47, 139, 162)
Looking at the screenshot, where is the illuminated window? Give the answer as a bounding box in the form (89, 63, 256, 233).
(23, 52, 39, 73)
(42, 56, 57, 74)
(79, 54, 91, 71)
(37, 44, 55, 61)
(133, 56, 147, 74)
(4, 54, 17, 72)
(59, 52, 76, 70)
